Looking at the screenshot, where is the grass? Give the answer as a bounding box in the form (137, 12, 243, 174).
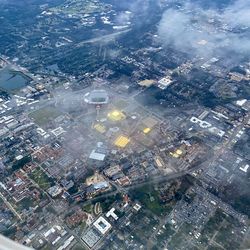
(17, 197, 35, 211)
(79, 221, 86, 232)
(199, 209, 243, 249)
(130, 185, 169, 216)
(29, 107, 62, 126)
(89, 194, 122, 213)
(71, 244, 87, 250)
(200, 209, 226, 238)
(82, 204, 92, 213)
(207, 245, 224, 250)
(214, 216, 242, 250)
(168, 229, 188, 249)
(129, 176, 196, 216)
(29, 168, 54, 190)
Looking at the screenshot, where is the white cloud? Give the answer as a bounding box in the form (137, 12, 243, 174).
(158, 0, 250, 59)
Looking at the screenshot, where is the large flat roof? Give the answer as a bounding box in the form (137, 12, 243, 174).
(89, 150, 106, 161)
(84, 90, 109, 104)
(93, 216, 112, 235)
(82, 228, 101, 248)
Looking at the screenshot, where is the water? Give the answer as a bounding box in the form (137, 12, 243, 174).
(0, 66, 29, 91)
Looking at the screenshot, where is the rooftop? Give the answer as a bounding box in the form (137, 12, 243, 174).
(84, 90, 109, 105)
(93, 216, 112, 235)
(143, 127, 151, 134)
(82, 228, 101, 248)
(89, 150, 106, 161)
(114, 135, 130, 148)
(107, 110, 126, 121)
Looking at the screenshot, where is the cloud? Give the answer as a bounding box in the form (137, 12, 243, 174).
(53, 90, 85, 113)
(222, 0, 250, 27)
(114, 11, 132, 26)
(157, 0, 250, 59)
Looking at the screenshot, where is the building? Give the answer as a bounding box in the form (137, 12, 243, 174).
(82, 228, 101, 248)
(107, 110, 126, 122)
(106, 208, 118, 220)
(93, 216, 112, 235)
(157, 76, 173, 89)
(114, 135, 130, 148)
(89, 143, 107, 161)
(84, 90, 109, 105)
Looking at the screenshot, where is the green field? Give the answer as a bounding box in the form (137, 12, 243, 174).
(29, 168, 54, 190)
(82, 204, 92, 213)
(200, 209, 226, 239)
(168, 230, 189, 250)
(29, 107, 62, 126)
(214, 216, 242, 250)
(156, 223, 175, 244)
(199, 209, 242, 249)
(71, 243, 87, 250)
(92, 193, 122, 213)
(18, 197, 34, 211)
(130, 185, 170, 216)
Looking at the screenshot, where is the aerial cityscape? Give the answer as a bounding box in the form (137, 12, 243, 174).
(0, 0, 249, 250)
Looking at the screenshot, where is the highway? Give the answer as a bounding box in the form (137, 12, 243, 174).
(78, 154, 212, 206)
(80, 113, 244, 206)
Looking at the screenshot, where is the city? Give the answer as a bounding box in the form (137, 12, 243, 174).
(0, 0, 249, 250)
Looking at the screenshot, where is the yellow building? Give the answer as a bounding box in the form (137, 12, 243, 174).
(176, 149, 183, 155)
(143, 127, 151, 134)
(170, 149, 183, 158)
(107, 110, 126, 121)
(93, 124, 106, 134)
(114, 135, 130, 148)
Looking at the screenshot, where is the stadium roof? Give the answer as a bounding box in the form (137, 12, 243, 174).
(84, 90, 109, 105)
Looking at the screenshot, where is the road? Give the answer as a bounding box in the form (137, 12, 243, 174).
(78, 154, 212, 207)
(81, 113, 244, 207)
(0, 192, 22, 221)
